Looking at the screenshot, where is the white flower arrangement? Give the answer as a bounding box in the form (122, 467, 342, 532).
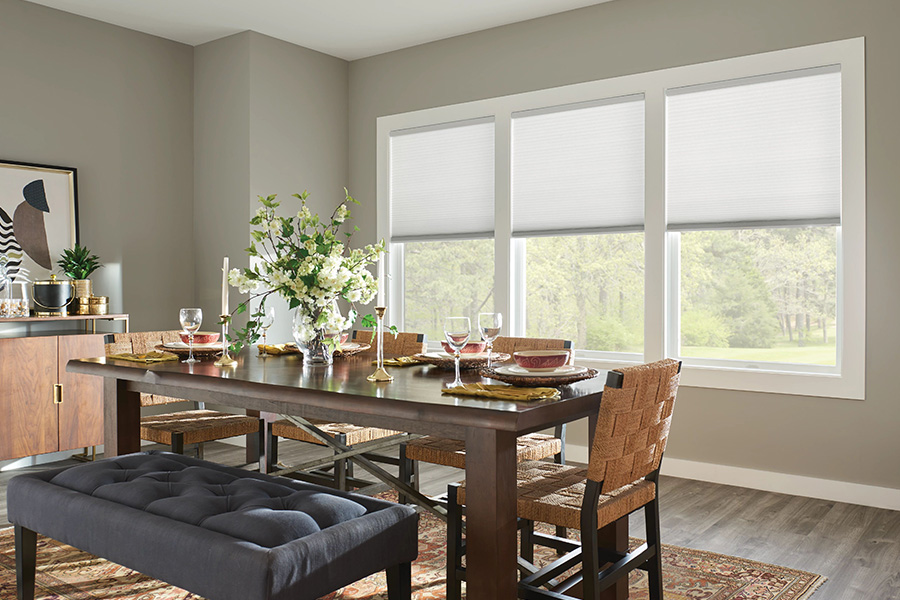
(224, 189, 384, 351)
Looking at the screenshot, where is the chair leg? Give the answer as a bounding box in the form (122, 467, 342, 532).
(197, 442, 205, 460)
(398, 444, 412, 504)
(171, 432, 184, 455)
(554, 424, 567, 542)
(645, 497, 664, 600)
(335, 433, 348, 490)
(580, 526, 602, 600)
(261, 422, 278, 474)
(446, 484, 463, 600)
(520, 518, 534, 563)
(386, 561, 412, 600)
(15, 525, 36, 600)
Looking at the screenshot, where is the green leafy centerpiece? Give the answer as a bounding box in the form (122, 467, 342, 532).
(227, 189, 384, 364)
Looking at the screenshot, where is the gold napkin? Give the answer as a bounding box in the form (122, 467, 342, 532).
(373, 356, 423, 367)
(258, 344, 298, 356)
(108, 351, 179, 364)
(441, 383, 561, 401)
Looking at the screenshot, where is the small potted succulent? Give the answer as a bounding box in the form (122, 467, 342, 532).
(57, 244, 103, 311)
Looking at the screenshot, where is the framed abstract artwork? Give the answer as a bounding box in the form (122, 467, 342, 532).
(0, 160, 78, 283)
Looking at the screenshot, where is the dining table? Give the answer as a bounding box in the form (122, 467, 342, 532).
(67, 350, 628, 600)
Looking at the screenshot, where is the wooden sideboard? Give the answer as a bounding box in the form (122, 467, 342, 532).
(0, 315, 127, 462)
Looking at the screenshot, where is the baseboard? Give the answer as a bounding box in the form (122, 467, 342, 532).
(564, 444, 899, 511)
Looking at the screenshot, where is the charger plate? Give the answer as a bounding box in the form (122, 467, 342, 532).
(413, 352, 511, 370)
(480, 365, 599, 387)
(333, 342, 371, 357)
(156, 343, 222, 358)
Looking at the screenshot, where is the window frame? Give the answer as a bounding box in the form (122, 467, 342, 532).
(376, 37, 865, 399)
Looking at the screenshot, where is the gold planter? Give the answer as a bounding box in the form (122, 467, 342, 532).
(73, 279, 92, 300)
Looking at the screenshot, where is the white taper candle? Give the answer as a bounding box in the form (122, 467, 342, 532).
(222, 256, 229, 316)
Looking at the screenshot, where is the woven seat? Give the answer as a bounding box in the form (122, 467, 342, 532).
(266, 332, 427, 490)
(404, 433, 561, 470)
(447, 358, 682, 600)
(457, 461, 655, 530)
(106, 331, 261, 461)
(142, 409, 262, 446)
(272, 419, 401, 447)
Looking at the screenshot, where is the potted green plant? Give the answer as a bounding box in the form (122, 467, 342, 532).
(57, 244, 103, 309)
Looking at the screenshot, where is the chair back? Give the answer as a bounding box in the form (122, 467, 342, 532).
(587, 358, 681, 493)
(492, 336, 575, 365)
(351, 330, 427, 356)
(105, 331, 185, 407)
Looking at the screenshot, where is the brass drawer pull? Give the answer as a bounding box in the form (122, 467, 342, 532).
(53, 384, 63, 404)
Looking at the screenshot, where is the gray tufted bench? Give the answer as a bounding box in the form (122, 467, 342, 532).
(8, 451, 418, 600)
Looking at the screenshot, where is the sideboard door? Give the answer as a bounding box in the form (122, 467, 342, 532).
(0, 336, 59, 460)
(58, 334, 105, 452)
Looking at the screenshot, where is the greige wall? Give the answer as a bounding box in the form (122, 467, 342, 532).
(348, 0, 900, 489)
(0, 0, 194, 331)
(194, 33, 251, 326)
(194, 31, 349, 338)
(247, 32, 349, 339)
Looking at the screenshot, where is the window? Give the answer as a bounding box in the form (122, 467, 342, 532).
(386, 118, 495, 340)
(666, 66, 842, 371)
(378, 38, 865, 398)
(511, 96, 645, 356)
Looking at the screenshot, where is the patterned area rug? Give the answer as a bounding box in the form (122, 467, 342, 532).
(0, 510, 825, 600)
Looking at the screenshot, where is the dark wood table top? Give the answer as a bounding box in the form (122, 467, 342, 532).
(68, 352, 607, 439)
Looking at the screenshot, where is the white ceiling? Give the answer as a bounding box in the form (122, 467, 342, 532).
(24, 0, 614, 61)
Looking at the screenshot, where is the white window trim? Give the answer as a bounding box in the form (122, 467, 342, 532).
(376, 37, 865, 400)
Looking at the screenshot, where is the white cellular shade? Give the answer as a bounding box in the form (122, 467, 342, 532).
(390, 119, 494, 241)
(511, 95, 645, 236)
(666, 66, 841, 230)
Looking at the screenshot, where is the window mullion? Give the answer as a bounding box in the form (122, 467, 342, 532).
(644, 87, 666, 363)
(494, 114, 512, 335)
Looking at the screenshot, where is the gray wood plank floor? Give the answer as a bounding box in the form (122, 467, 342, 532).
(1, 442, 897, 599)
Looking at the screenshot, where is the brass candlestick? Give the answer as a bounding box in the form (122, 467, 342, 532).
(367, 306, 393, 382)
(214, 314, 238, 367)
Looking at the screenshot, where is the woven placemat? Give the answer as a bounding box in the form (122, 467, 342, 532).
(413, 352, 511, 370)
(480, 366, 599, 387)
(334, 342, 371, 357)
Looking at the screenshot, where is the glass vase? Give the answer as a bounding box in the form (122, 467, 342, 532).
(292, 310, 334, 365)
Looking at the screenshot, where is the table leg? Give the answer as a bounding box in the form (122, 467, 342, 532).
(102, 378, 141, 457)
(464, 428, 518, 600)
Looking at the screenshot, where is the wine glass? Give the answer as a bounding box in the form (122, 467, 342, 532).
(179, 308, 202, 363)
(443, 316, 471, 388)
(478, 312, 502, 368)
(258, 305, 276, 357)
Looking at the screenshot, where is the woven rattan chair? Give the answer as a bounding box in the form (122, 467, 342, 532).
(398, 336, 573, 506)
(266, 331, 427, 490)
(105, 332, 262, 461)
(445, 358, 681, 600)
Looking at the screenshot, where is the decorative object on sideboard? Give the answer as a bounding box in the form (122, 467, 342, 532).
(88, 295, 109, 315)
(32, 274, 74, 317)
(57, 243, 103, 313)
(0, 160, 78, 283)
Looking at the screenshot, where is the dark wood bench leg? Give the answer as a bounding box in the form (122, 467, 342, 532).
(398, 444, 411, 504)
(15, 525, 36, 600)
(335, 433, 348, 490)
(386, 561, 412, 600)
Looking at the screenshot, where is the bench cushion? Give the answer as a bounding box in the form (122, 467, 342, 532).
(8, 451, 418, 600)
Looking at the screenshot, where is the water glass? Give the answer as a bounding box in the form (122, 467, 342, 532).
(478, 312, 502, 368)
(443, 316, 471, 388)
(258, 305, 276, 357)
(179, 308, 202, 363)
